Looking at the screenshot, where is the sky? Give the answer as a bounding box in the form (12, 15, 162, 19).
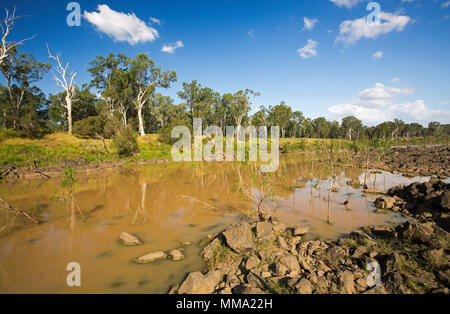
(2, 0, 450, 126)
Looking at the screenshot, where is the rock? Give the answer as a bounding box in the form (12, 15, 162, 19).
(327, 246, 346, 264)
(363, 188, 385, 194)
(198, 233, 216, 247)
(295, 278, 313, 294)
(352, 246, 368, 259)
(363, 285, 387, 294)
(256, 222, 274, 241)
(395, 221, 434, 245)
(374, 196, 397, 209)
(338, 270, 355, 294)
(134, 251, 167, 264)
(168, 286, 178, 294)
(245, 256, 260, 271)
(169, 249, 185, 261)
(181, 241, 192, 246)
(370, 226, 397, 239)
(261, 271, 272, 279)
(178, 270, 222, 294)
(223, 220, 255, 254)
(383, 271, 409, 294)
(441, 191, 450, 211)
(290, 225, 311, 236)
(350, 230, 373, 241)
(119, 232, 142, 246)
(424, 248, 445, 266)
(234, 285, 266, 294)
(201, 238, 221, 260)
(271, 263, 288, 276)
(277, 254, 300, 273)
(246, 272, 266, 289)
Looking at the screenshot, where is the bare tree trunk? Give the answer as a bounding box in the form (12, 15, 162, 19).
(66, 93, 72, 134)
(138, 106, 145, 136)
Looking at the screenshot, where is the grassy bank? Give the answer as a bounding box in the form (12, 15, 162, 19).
(0, 132, 448, 169)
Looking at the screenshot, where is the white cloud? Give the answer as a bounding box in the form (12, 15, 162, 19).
(329, 0, 363, 8)
(297, 39, 318, 59)
(390, 77, 401, 83)
(84, 5, 159, 45)
(161, 41, 184, 54)
(442, 1, 450, 8)
(247, 29, 255, 39)
(149, 17, 161, 25)
(328, 83, 450, 124)
(336, 11, 411, 45)
(372, 51, 383, 59)
(303, 17, 318, 31)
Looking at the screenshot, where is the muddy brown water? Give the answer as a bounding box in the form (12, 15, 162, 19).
(0, 154, 439, 293)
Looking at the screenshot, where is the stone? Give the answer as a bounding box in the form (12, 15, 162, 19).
(278, 254, 300, 273)
(181, 241, 192, 246)
(256, 222, 274, 241)
(201, 238, 221, 260)
(396, 221, 434, 245)
(134, 251, 167, 264)
(441, 191, 450, 211)
(223, 220, 255, 254)
(290, 225, 311, 236)
(363, 285, 387, 294)
(370, 226, 397, 239)
(169, 249, 185, 261)
(295, 278, 313, 294)
(234, 285, 266, 294)
(246, 272, 266, 289)
(178, 270, 222, 294)
(327, 246, 346, 264)
(352, 246, 368, 259)
(245, 256, 260, 271)
(383, 271, 409, 294)
(261, 271, 272, 279)
(338, 270, 355, 294)
(374, 196, 397, 209)
(119, 232, 142, 246)
(271, 263, 288, 276)
(198, 233, 216, 247)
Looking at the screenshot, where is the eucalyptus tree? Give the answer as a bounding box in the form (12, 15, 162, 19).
(88, 53, 132, 129)
(47, 45, 77, 134)
(289, 111, 304, 138)
(178, 80, 217, 126)
(341, 116, 363, 141)
(268, 101, 292, 138)
(228, 89, 259, 135)
(129, 54, 176, 136)
(0, 48, 50, 129)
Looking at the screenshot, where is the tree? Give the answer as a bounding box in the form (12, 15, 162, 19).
(0, 8, 33, 66)
(47, 45, 77, 134)
(228, 89, 259, 135)
(312, 117, 332, 138)
(178, 80, 217, 126)
(129, 54, 176, 136)
(0, 48, 50, 129)
(289, 111, 304, 138)
(341, 116, 363, 141)
(268, 102, 292, 138)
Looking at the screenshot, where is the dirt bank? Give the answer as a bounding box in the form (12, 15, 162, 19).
(348, 145, 449, 178)
(172, 180, 450, 294)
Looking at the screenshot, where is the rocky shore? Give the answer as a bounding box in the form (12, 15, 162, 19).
(171, 180, 450, 294)
(348, 145, 449, 178)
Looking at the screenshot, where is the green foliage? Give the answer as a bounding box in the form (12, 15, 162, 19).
(73, 116, 106, 139)
(112, 127, 140, 157)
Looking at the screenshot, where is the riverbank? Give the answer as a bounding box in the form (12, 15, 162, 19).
(171, 180, 450, 294)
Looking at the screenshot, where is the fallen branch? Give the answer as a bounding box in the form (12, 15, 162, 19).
(0, 198, 42, 226)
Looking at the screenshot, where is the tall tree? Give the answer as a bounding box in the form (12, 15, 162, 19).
(341, 116, 363, 141)
(47, 45, 77, 134)
(129, 54, 176, 136)
(268, 101, 292, 138)
(228, 89, 259, 135)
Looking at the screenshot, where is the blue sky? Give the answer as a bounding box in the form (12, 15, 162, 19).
(2, 0, 450, 125)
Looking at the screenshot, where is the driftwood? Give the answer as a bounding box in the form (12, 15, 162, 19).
(0, 198, 42, 232)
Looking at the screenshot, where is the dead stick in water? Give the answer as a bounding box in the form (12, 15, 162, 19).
(0, 198, 41, 225)
(178, 195, 221, 211)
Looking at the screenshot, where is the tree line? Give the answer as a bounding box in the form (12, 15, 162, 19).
(1, 9, 449, 143)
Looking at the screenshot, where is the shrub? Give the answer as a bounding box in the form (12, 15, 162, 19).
(112, 127, 140, 157)
(73, 116, 105, 139)
(158, 118, 191, 145)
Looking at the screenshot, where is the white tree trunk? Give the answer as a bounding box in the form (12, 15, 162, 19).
(66, 93, 72, 134)
(138, 106, 145, 137)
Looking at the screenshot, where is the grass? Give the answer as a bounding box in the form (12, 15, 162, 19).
(0, 132, 447, 168)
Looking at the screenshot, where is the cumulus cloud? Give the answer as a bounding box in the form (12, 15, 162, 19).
(297, 39, 318, 59)
(329, 0, 363, 8)
(303, 17, 318, 31)
(161, 41, 184, 54)
(372, 51, 383, 59)
(328, 83, 450, 124)
(84, 5, 159, 45)
(336, 11, 411, 45)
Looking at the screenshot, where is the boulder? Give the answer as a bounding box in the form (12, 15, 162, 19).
(119, 232, 142, 246)
(223, 220, 255, 254)
(201, 238, 221, 260)
(374, 196, 397, 209)
(295, 278, 313, 294)
(290, 225, 311, 236)
(277, 254, 300, 273)
(246, 272, 266, 289)
(178, 270, 222, 294)
(441, 191, 450, 211)
(169, 249, 185, 261)
(395, 221, 434, 245)
(134, 251, 167, 264)
(245, 256, 260, 271)
(338, 270, 355, 294)
(256, 222, 275, 241)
